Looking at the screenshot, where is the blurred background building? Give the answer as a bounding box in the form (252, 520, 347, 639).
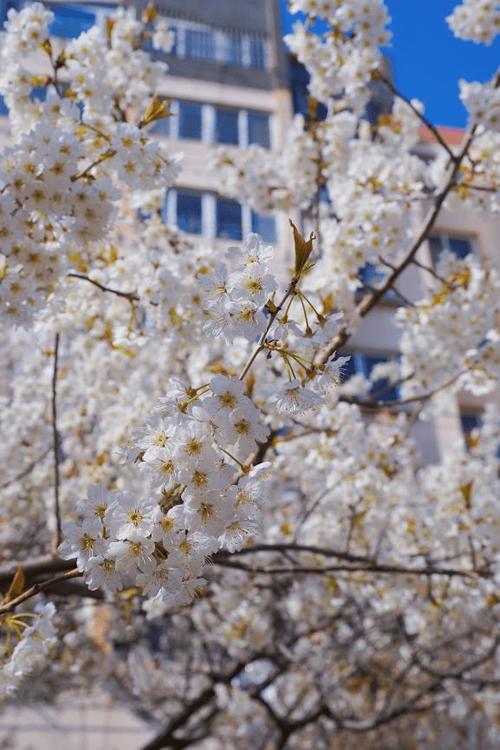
(0, 2, 498, 743)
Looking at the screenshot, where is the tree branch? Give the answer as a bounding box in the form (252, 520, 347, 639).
(51, 332, 62, 552)
(315, 122, 479, 366)
(0, 568, 81, 615)
(67, 272, 139, 303)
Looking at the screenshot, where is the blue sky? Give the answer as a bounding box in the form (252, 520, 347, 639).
(280, 0, 500, 128)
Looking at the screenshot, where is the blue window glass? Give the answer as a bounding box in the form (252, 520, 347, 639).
(357, 262, 396, 301)
(341, 354, 399, 402)
(460, 413, 481, 438)
(358, 262, 385, 289)
(30, 86, 47, 102)
(178, 101, 202, 140)
(363, 355, 400, 402)
(176, 192, 202, 235)
(428, 235, 443, 264)
(165, 24, 178, 55)
(151, 103, 170, 136)
(216, 198, 242, 240)
(249, 36, 265, 69)
(429, 234, 473, 264)
(448, 237, 473, 259)
(215, 108, 239, 145)
(0, 95, 8, 116)
(338, 354, 356, 384)
(226, 34, 242, 65)
(49, 4, 96, 39)
(248, 112, 270, 148)
(185, 28, 215, 61)
(251, 211, 276, 244)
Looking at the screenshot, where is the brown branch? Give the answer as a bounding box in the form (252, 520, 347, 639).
(0, 568, 81, 615)
(0, 448, 51, 490)
(342, 368, 467, 411)
(140, 659, 249, 750)
(0, 555, 74, 588)
(51, 333, 62, 552)
(378, 73, 457, 161)
(213, 558, 483, 580)
(315, 122, 479, 366)
(67, 272, 139, 303)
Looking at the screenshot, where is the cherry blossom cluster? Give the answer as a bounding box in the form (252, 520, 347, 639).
(397, 253, 500, 399)
(0, 3, 181, 325)
(0, 1, 499, 740)
(447, 0, 500, 45)
(459, 77, 500, 132)
(285, 0, 391, 110)
(59, 378, 271, 618)
(210, 115, 319, 212)
(199, 232, 349, 414)
(0, 603, 56, 698)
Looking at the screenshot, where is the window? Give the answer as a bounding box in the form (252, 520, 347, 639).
(248, 112, 270, 148)
(163, 20, 267, 69)
(176, 192, 202, 235)
(216, 199, 242, 240)
(363, 355, 400, 402)
(151, 110, 170, 137)
(357, 262, 396, 301)
(30, 86, 47, 102)
(226, 34, 243, 65)
(185, 28, 215, 61)
(249, 36, 266, 69)
(251, 211, 276, 244)
(48, 4, 96, 39)
(215, 108, 239, 145)
(460, 411, 482, 451)
(428, 234, 474, 264)
(178, 101, 202, 140)
(165, 192, 276, 244)
(341, 353, 400, 402)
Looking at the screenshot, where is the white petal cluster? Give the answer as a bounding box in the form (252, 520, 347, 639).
(210, 116, 318, 212)
(0, 4, 182, 327)
(459, 78, 500, 132)
(0, 603, 56, 698)
(397, 255, 500, 398)
(200, 233, 276, 342)
(58, 379, 271, 617)
(286, 1, 392, 110)
(447, 0, 500, 45)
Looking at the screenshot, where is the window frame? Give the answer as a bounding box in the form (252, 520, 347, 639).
(177, 100, 203, 141)
(164, 190, 276, 244)
(162, 17, 268, 70)
(159, 100, 272, 149)
(175, 190, 204, 236)
(342, 351, 402, 403)
(428, 232, 477, 265)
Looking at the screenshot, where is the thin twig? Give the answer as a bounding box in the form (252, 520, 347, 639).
(51, 333, 62, 552)
(67, 272, 139, 303)
(315, 120, 480, 366)
(0, 448, 51, 490)
(344, 368, 467, 411)
(411, 257, 448, 285)
(378, 73, 456, 161)
(238, 279, 298, 381)
(213, 558, 483, 579)
(0, 568, 81, 616)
